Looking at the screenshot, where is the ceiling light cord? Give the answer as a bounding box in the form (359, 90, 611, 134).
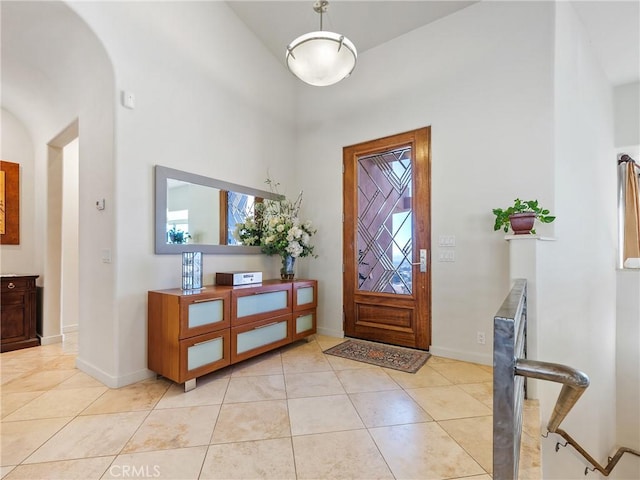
(313, 0, 328, 31)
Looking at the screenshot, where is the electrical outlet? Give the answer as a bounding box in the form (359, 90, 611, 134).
(477, 331, 486, 345)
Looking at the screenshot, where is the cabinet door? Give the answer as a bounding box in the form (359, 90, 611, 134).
(231, 314, 291, 363)
(232, 284, 291, 326)
(1, 294, 28, 342)
(179, 293, 230, 339)
(180, 330, 230, 382)
(291, 308, 316, 341)
(293, 280, 317, 311)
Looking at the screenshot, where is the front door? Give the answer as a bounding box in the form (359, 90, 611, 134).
(343, 127, 431, 349)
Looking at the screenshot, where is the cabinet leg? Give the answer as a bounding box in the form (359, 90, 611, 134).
(184, 379, 196, 392)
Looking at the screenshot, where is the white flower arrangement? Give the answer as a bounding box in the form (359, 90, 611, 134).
(233, 179, 317, 260)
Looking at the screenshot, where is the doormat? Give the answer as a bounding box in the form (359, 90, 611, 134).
(323, 339, 430, 373)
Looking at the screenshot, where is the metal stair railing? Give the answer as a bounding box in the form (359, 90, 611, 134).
(493, 279, 640, 478)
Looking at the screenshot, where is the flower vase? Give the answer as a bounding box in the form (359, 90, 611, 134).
(281, 255, 295, 280)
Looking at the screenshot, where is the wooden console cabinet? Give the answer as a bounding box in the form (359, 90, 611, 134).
(1, 275, 40, 352)
(148, 279, 317, 390)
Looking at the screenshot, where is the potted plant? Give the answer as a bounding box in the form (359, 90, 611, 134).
(493, 198, 555, 235)
(167, 225, 191, 244)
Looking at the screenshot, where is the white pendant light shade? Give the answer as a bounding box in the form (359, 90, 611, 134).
(286, 31, 357, 87)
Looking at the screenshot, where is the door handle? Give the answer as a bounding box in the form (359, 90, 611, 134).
(410, 249, 428, 272)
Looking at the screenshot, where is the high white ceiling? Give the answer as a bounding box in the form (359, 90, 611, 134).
(227, 0, 640, 86)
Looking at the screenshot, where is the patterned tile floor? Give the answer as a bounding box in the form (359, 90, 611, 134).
(1, 333, 539, 479)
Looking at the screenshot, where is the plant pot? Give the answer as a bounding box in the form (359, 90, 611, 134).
(509, 212, 536, 235)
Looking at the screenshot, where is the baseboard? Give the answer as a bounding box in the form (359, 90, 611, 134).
(38, 333, 64, 345)
(62, 324, 78, 333)
(429, 345, 492, 366)
(75, 356, 155, 388)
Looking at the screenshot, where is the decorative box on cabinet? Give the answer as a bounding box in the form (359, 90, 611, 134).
(148, 279, 318, 391)
(148, 287, 231, 390)
(1, 275, 40, 352)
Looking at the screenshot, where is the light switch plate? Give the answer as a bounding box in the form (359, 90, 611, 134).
(438, 250, 455, 262)
(438, 235, 456, 247)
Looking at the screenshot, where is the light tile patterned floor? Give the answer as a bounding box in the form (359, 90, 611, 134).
(1, 333, 537, 479)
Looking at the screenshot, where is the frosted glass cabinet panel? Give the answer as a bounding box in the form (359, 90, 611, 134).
(187, 336, 224, 370)
(296, 287, 314, 307)
(178, 329, 230, 382)
(292, 310, 316, 341)
(188, 299, 224, 329)
(231, 315, 292, 363)
(231, 283, 293, 327)
(296, 313, 314, 334)
(236, 320, 288, 355)
(293, 281, 317, 312)
(237, 290, 288, 318)
(178, 290, 230, 339)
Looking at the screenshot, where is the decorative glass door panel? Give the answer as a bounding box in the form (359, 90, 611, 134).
(357, 147, 413, 295)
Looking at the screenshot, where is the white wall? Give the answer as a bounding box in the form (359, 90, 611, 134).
(533, 2, 618, 478)
(0, 109, 36, 276)
(296, 1, 556, 364)
(69, 0, 298, 385)
(614, 81, 640, 148)
(616, 270, 640, 479)
(2, 0, 116, 379)
(61, 138, 79, 332)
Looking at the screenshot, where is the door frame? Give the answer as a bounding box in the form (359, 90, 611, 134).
(342, 127, 431, 349)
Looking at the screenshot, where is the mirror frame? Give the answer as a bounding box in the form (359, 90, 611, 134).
(155, 165, 281, 254)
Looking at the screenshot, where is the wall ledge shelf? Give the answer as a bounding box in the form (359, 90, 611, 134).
(504, 235, 556, 242)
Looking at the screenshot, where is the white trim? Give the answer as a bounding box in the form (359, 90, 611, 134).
(75, 357, 155, 388)
(38, 333, 63, 345)
(504, 235, 556, 241)
(429, 345, 492, 366)
(62, 324, 78, 333)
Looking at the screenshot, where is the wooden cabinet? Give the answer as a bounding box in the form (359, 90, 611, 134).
(148, 288, 231, 386)
(1, 275, 40, 352)
(148, 279, 317, 389)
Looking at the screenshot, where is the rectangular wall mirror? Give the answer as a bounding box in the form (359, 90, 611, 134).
(155, 165, 282, 254)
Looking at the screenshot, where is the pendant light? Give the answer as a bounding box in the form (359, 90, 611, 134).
(285, 0, 357, 87)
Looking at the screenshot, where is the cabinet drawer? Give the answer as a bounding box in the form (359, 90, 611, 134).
(180, 295, 230, 338)
(291, 309, 316, 341)
(1, 276, 35, 294)
(231, 314, 291, 363)
(180, 330, 230, 382)
(232, 284, 291, 326)
(293, 281, 317, 311)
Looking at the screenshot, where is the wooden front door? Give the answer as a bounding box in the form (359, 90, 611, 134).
(343, 127, 431, 350)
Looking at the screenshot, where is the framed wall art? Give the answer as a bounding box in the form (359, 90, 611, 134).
(0, 161, 20, 245)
